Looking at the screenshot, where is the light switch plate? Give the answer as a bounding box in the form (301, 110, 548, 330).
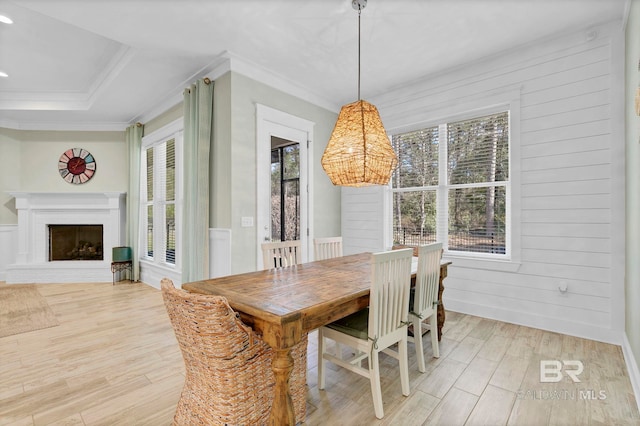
(241, 216, 254, 227)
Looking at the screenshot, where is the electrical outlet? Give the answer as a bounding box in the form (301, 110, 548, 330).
(558, 281, 568, 293)
(241, 216, 254, 227)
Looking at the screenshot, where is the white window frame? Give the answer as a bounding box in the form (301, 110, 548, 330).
(140, 118, 183, 272)
(387, 91, 521, 269)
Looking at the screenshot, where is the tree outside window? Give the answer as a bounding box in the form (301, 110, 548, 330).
(392, 111, 509, 256)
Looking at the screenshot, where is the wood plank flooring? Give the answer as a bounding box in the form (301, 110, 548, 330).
(0, 282, 638, 425)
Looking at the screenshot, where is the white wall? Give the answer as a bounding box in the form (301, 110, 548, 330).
(624, 0, 640, 408)
(349, 21, 625, 344)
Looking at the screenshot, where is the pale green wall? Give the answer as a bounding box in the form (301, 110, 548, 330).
(222, 71, 339, 274)
(144, 102, 183, 136)
(0, 128, 127, 225)
(0, 72, 340, 276)
(0, 129, 21, 224)
(211, 72, 232, 229)
(625, 0, 640, 377)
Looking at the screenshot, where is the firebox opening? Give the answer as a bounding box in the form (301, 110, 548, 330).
(49, 225, 104, 261)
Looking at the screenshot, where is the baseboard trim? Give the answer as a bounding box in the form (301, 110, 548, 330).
(622, 333, 640, 415)
(444, 298, 623, 345)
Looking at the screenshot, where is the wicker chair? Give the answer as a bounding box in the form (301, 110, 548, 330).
(161, 278, 307, 425)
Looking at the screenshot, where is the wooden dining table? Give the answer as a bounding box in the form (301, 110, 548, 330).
(183, 252, 451, 426)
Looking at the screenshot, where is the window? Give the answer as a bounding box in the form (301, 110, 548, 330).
(141, 123, 182, 269)
(391, 111, 510, 258)
(270, 141, 300, 242)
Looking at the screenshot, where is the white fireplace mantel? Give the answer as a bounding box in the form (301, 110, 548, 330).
(6, 191, 126, 284)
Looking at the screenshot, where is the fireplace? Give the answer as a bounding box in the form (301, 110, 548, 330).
(6, 192, 126, 283)
(49, 225, 104, 261)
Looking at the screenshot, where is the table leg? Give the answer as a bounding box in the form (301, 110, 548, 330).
(437, 299, 445, 341)
(437, 264, 448, 341)
(269, 348, 296, 426)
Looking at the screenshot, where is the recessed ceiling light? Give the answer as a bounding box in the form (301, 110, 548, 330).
(0, 15, 13, 24)
(0, 71, 8, 78)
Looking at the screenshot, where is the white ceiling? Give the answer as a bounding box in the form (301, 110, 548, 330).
(0, 0, 628, 131)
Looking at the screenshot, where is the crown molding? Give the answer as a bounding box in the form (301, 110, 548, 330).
(131, 50, 340, 128)
(1, 49, 341, 131)
(0, 45, 133, 112)
(219, 50, 340, 113)
(130, 54, 233, 126)
(0, 118, 128, 131)
(86, 45, 136, 109)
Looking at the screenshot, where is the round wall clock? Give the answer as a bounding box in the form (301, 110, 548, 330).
(58, 148, 97, 184)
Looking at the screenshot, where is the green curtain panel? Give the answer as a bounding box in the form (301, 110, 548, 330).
(182, 78, 214, 282)
(126, 122, 144, 282)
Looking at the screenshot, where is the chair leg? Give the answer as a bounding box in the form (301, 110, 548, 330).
(318, 329, 326, 390)
(368, 350, 384, 419)
(398, 337, 410, 396)
(430, 312, 440, 358)
(413, 316, 426, 373)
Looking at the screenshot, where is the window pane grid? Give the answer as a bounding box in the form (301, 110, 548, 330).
(447, 112, 509, 185)
(142, 133, 180, 269)
(392, 126, 439, 189)
(165, 203, 175, 264)
(392, 190, 437, 246)
(146, 148, 153, 201)
(391, 110, 510, 257)
(448, 187, 506, 254)
(146, 205, 153, 258)
(270, 143, 300, 242)
(166, 138, 175, 202)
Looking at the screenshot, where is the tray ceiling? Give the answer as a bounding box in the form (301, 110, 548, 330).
(0, 0, 628, 131)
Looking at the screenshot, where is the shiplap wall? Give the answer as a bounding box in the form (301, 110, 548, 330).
(343, 21, 625, 344)
(342, 186, 390, 256)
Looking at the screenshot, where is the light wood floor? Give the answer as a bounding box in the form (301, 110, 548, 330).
(1, 281, 638, 426)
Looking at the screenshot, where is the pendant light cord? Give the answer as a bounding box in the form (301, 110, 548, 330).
(357, 7, 361, 101)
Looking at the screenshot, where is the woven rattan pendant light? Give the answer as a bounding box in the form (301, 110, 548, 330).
(321, 0, 397, 187)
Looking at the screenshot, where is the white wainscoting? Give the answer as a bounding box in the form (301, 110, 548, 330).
(209, 228, 231, 278)
(346, 21, 625, 344)
(0, 225, 17, 282)
(139, 260, 181, 290)
(137, 228, 232, 290)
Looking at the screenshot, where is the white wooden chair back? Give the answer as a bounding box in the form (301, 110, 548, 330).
(369, 248, 413, 347)
(317, 247, 413, 419)
(313, 236, 343, 260)
(261, 240, 302, 269)
(409, 242, 442, 370)
(413, 243, 442, 318)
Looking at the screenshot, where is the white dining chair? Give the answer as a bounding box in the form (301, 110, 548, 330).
(313, 236, 343, 260)
(261, 240, 302, 269)
(409, 242, 442, 372)
(317, 248, 413, 419)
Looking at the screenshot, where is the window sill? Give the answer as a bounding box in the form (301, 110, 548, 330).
(442, 254, 521, 272)
(139, 259, 179, 273)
